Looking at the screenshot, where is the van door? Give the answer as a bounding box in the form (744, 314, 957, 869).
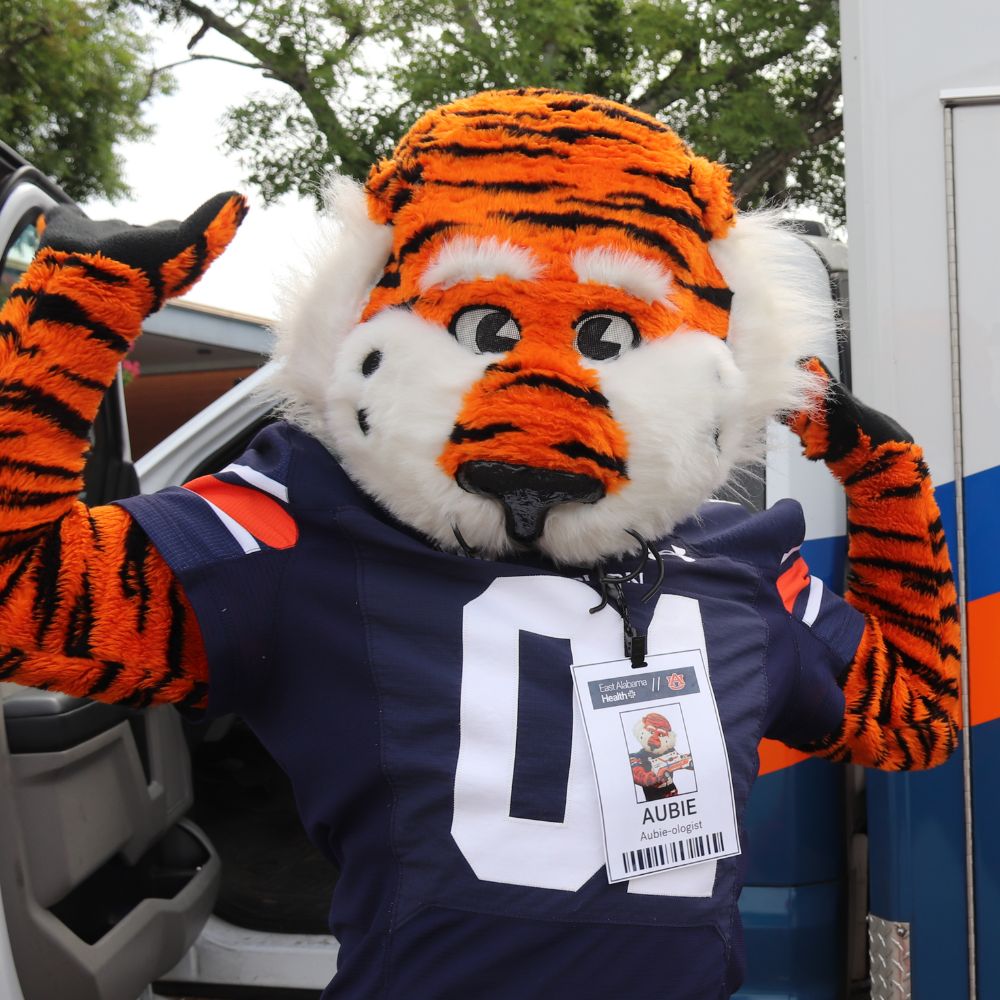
(0, 143, 220, 1000)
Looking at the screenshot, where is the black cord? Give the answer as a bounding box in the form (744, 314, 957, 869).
(589, 530, 662, 668)
(452, 524, 480, 558)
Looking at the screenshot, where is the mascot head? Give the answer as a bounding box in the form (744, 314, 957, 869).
(271, 88, 832, 564)
(634, 712, 677, 756)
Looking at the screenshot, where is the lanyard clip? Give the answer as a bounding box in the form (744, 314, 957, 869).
(625, 627, 647, 670)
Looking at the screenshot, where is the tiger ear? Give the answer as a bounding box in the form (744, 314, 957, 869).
(267, 177, 394, 437)
(688, 156, 736, 240)
(365, 156, 411, 226)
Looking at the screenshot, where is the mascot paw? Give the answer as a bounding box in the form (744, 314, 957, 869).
(41, 192, 248, 311)
(785, 357, 914, 464)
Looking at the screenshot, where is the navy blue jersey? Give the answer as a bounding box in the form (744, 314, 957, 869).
(118, 422, 864, 1000)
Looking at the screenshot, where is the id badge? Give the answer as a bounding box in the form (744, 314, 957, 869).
(571, 649, 741, 883)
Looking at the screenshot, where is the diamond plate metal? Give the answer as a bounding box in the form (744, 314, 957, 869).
(869, 914, 912, 1000)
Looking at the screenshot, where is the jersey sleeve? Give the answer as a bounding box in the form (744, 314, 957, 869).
(764, 547, 865, 748)
(116, 424, 301, 718)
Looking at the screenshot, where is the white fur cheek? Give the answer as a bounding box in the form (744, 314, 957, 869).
(540, 333, 742, 564)
(324, 309, 510, 553)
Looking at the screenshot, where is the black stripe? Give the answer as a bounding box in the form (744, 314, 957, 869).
(624, 165, 709, 213)
(498, 372, 609, 409)
(561, 192, 712, 241)
(898, 648, 960, 698)
(0, 319, 38, 358)
(391, 186, 414, 213)
(376, 270, 401, 288)
(552, 440, 628, 477)
(675, 277, 734, 311)
(32, 527, 63, 646)
(0, 530, 45, 560)
(177, 680, 209, 710)
(940, 602, 959, 623)
(0, 486, 80, 508)
(137, 581, 191, 705)
(424, 142, 569, 160)
(851, 642, 880, 727)
(62, 256, 130, 285)
(29, 292, 131, 353)
(876, 648, 899, 724)
(7, 288, 34, 303)
(0, 378, 90, 438)
(64, 571, 94, 657)
(485, 361, 522, 374)
(46, 364, 108, 392)
(492, 210, 689, 271)
(0, 554, 33, 606)
(880, 482, 923, 500)
(87, 659, 124, 698)
(430, 178, 571, 194)
(177, 233, 209, 293)
(448, 108, 552, 121)
(450, 422, 522, 444)
(0, 648, 27, 679)
(893, 728, 914, 771)
(940, 642, 961, 662)
(544, 98, 671, 136)
(471, 122, 640, 146)
(857, 589, 943, 630)
(0, 455, 79, 480)
(851, 555, 952, 583)
(165, 582, 188, 679)
(843, 449, 912, 486)
(847, 520, 925, 543)
(120, 519, 151, 632)
(398, 220, 457, 263)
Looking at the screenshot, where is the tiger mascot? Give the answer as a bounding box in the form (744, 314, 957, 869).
(0, 89, 958, 999)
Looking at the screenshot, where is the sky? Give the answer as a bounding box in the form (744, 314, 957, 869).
(82, 21, 322, 322)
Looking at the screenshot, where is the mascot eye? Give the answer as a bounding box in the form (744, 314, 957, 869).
(449, 306, 521, 354)
(574, 312, 640, 361)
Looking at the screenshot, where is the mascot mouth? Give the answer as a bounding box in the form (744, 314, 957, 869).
(456, 460, 605, 544)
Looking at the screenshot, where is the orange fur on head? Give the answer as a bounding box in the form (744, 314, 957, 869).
(362, 88, 735, 340)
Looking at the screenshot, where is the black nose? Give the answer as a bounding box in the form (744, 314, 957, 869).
(456, 461, 605, 544)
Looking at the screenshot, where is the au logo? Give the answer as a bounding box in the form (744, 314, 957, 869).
(667, 672, 686, 691)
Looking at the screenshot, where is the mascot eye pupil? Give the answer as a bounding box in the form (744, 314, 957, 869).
(574, 312, 640, 361)
(450, 306, 521, 354)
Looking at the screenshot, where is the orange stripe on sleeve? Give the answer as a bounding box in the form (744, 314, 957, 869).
(776, 558, 810, 614)
(184, 477, 299, 550)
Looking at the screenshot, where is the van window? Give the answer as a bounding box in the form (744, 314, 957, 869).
(0, 212, 42, 307)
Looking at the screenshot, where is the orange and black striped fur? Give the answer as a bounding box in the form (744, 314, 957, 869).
(0, 91, 959, 770)
(787, 360, 960, 768)
(0, 194, 246, 707)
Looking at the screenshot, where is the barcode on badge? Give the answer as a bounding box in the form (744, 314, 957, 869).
(622, 831, 726, 874)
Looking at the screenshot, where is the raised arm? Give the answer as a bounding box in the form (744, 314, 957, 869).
(0, 195, 246, 707)
(788, 359, 960, 769)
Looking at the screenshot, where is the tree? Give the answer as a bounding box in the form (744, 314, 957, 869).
(0, 0, 168, 202)
(140, 0, 844, 221)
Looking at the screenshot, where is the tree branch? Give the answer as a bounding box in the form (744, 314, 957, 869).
(734, 73, 842, 200)
(155, 53, 266, 74)
(169, 0, 372, 176)
(2, 25, 53, 61)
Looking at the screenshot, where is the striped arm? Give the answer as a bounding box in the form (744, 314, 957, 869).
(788, 360, 960, 770)
(0, 505, 208, 708)
(0, 195, 246, 707)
